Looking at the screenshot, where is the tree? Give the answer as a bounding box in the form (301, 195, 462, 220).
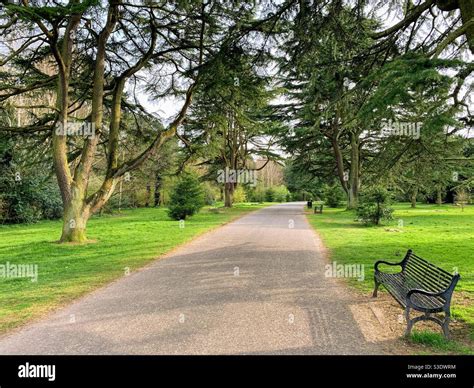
(356, 186, 394, 225)
(272, 1, 472, 210)
(276, 3, 382, 208)
(358, 54, 471, 207)
(366, 0, 474, 56)
(0, 0, 249, 241)
(323, 184, 345, 208)
(454, 187, 470, 211)
(167, 172, 204, 220)
(181, 43, 278, 207)
(283, 160, 323, 200)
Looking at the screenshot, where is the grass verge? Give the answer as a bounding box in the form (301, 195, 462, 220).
(306, 203, 473, 354)
(407, 331, 473, 355)
(0, 203, 269, 334)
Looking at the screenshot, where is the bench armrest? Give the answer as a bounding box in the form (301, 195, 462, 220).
(406, 288, 446, 310)
(374, 259, 404, 273)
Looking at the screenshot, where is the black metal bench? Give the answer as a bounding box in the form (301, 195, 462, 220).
(313, 204, 323, 214)
(373, 249, 460, 338)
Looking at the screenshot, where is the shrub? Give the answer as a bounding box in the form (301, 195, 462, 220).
(202, 182, 220, 205)
(167, 173, 204, 220)
(38, 183, 63, 219)
(323, 184, 345, 208)
(0, 173, 63, 224)
(273, 185, 289, 202)
(246, 184, 265, 202)
(233, 185, 247, 203)
(265, 187, 275, 202)
(356, 186, 393, 225)
(0, 135, 62, 223)
(454, 188, 471, 211)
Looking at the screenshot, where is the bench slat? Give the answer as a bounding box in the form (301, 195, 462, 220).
(407, 254, 454, 279)
(378, 273, 441, 307)
(405, 260, 453, 284)
(404, 265, 451, 291)
(377, 272, 445, 309)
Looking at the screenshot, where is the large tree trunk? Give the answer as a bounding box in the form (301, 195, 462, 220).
(331, 135, 349, 203)
(347, 132, 360, 209)
(459, 0, 474, 54)
(55, 4, 119, 243)
(224, 182, 234, 208)
(348, 186, 358, 209)
(435, 1, 474, 54)
(411, 188, 418, 208)
(54, 1, 198, 242)
(436, 188, 443, 205)
(145, 183, 151, 207)
(154, 175, 162, 207)
(60, 192, 89, 243)
(53, 13, 83, 242)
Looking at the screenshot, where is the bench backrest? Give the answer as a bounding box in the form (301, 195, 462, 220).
(402, 250, 459, 293)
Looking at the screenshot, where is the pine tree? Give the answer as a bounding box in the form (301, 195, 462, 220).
(167, 173, 204, 221)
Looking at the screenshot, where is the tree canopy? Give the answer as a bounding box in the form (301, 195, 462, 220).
(0, 0, 472, 240)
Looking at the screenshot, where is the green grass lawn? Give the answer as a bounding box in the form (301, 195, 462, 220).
(306, 203, 474, 352)
(0, 203, 269, 334)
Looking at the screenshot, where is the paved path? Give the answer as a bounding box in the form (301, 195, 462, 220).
(0, 203, 385, 354)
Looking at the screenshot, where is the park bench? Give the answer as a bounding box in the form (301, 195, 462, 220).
(373, 249, 460, 338)
(313, 204, 323, 214)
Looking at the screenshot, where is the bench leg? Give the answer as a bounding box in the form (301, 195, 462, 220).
(442, 310, 451, 340)
(404, 309, 452, 339)
(372, 279, 380, 298)
(404, 306, 413, 337)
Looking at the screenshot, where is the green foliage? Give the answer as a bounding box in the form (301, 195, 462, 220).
(233, 186, 247, 203)
(323, 184, 345, 208)
(284, 161, 323, 200)
(246, 184, 266, 203)
(0, 175, 63, 224)
(264, 187, 275, 202)
(359, 54, 466, 124)
(7, 0, 99, 22)
(275, 5, 380, 201)
(201, 182, 220, 206)
(454, 188, 471, 211)
(0, 134, 62, 224)
(356, 186, 394, 225)
(167, 173, 205, 220)
(182, 41, 278, 195)
(272, 185, 290, 202)
(251, 185, 290, 203)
